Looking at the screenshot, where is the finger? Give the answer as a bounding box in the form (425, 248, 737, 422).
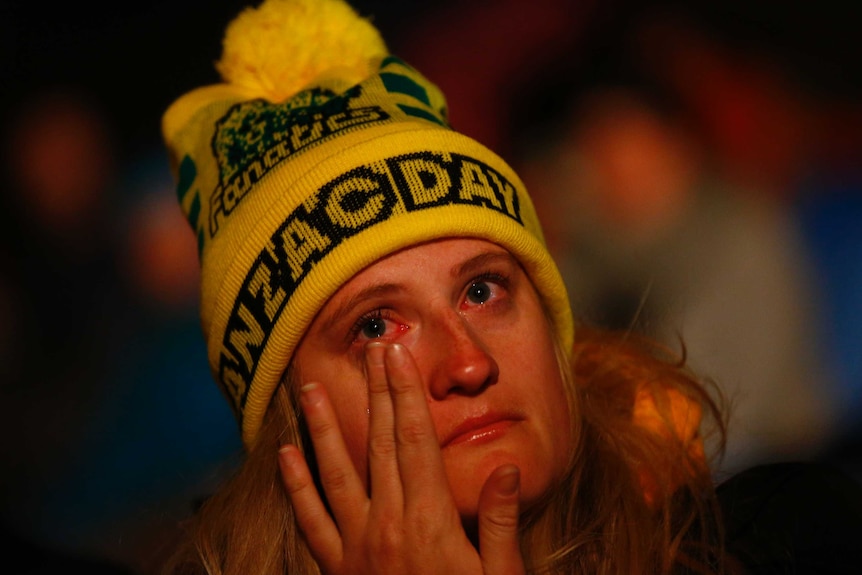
(365, 342, 402, 504)
(478, 465, 526, 575)
(299, 382, 367, 531)
(384, 343, 450, 502)
(278, 444, 343, 571)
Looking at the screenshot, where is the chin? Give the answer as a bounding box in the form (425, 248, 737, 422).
(445, 447, 557, 519)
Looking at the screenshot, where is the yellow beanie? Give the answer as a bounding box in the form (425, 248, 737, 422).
(162, 0, 573, 449)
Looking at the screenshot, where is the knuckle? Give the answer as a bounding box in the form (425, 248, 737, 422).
(404, 503, 452, 545)
(396, 418, 428, 446)
(482, 510, 519, 533)
(408, 516, 436, 545)
(283, 471, 311, 495)
(307, 414, 338, 437)
(368, 433, 397, 460)
(368, 515, 404, 555)
(321, 466, 351, 493)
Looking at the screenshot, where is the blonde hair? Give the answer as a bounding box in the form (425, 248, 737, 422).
(521, 325, 729, 574)
(161, 322, 729, 575)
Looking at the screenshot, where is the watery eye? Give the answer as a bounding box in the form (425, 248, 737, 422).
(466, 281, 492, 305)
(360, 317, 387, 339)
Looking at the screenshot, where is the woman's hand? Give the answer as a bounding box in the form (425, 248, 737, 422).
(278, 342, 526, 575)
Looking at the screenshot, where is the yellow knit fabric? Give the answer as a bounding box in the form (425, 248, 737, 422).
(162, 0, 573, 448)
(217, 0, 387, 102)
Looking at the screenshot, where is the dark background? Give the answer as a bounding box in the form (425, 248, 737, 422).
(4, 1, 860, 164)
(2, 1, 860, 573)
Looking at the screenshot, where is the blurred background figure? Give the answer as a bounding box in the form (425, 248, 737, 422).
(0, 87, 244, 573)
(0, 88, 140, 571)
(0, 88, 123, 517)
(400, 0, 861, 477)
(625, 2, 862, 474)
(516, 80, 835, 475)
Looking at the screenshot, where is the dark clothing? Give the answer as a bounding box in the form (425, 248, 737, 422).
(2, 523, 138, 575)
(718, 462, 862, 574)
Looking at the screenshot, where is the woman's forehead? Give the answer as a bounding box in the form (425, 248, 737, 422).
(342, 237, 513, 283)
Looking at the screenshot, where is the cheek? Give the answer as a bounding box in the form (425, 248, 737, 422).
(535, 369, 573, 465)
(551, 387, 575, 462)
(295, 348, 371, 479)
(327, 394, 370, 478)
(530, 334, 575, 460)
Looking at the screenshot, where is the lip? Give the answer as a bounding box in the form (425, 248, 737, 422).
(441, 412, 523, 448)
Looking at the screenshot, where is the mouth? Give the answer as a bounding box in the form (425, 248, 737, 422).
(441, 413, 522, 448)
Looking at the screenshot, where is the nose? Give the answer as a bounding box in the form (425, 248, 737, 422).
(422, 307, 499, 400)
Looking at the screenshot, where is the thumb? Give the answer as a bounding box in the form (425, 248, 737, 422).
(477, 465, 526, 575)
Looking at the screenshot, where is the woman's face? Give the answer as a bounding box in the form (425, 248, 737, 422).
(293, 238, 573, 518)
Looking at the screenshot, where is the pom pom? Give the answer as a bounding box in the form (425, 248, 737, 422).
(217, 0, 388, 102)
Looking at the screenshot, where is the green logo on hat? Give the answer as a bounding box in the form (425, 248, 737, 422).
(209, 85, 390, 238)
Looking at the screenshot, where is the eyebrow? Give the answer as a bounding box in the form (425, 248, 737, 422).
(317, 282, 403, 336)
(451, 250, 518, 279)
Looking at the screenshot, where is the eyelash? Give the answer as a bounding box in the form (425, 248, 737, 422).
(348, 308, 394, 342)
(470, 271, 510, 293)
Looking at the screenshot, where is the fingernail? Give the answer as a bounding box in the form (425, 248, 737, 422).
(386, 343, 407, 367)
(278, 444, 298, 458)
(300, 382, 322, 406)
(498, 466, 520, 496)
(277, 445, 301, 473)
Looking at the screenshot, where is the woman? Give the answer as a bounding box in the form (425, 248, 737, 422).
(272, 235, 719, 575)
(160, 1, 861, 574)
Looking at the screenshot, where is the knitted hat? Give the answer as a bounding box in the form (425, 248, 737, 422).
(162, 0, 573, 448)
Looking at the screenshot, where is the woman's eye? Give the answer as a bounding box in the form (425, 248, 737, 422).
(466, 281, 493, 305)
(351, 310, 403, 343)
(360, 316, 387, 339)
(462, 273, 509, 309)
